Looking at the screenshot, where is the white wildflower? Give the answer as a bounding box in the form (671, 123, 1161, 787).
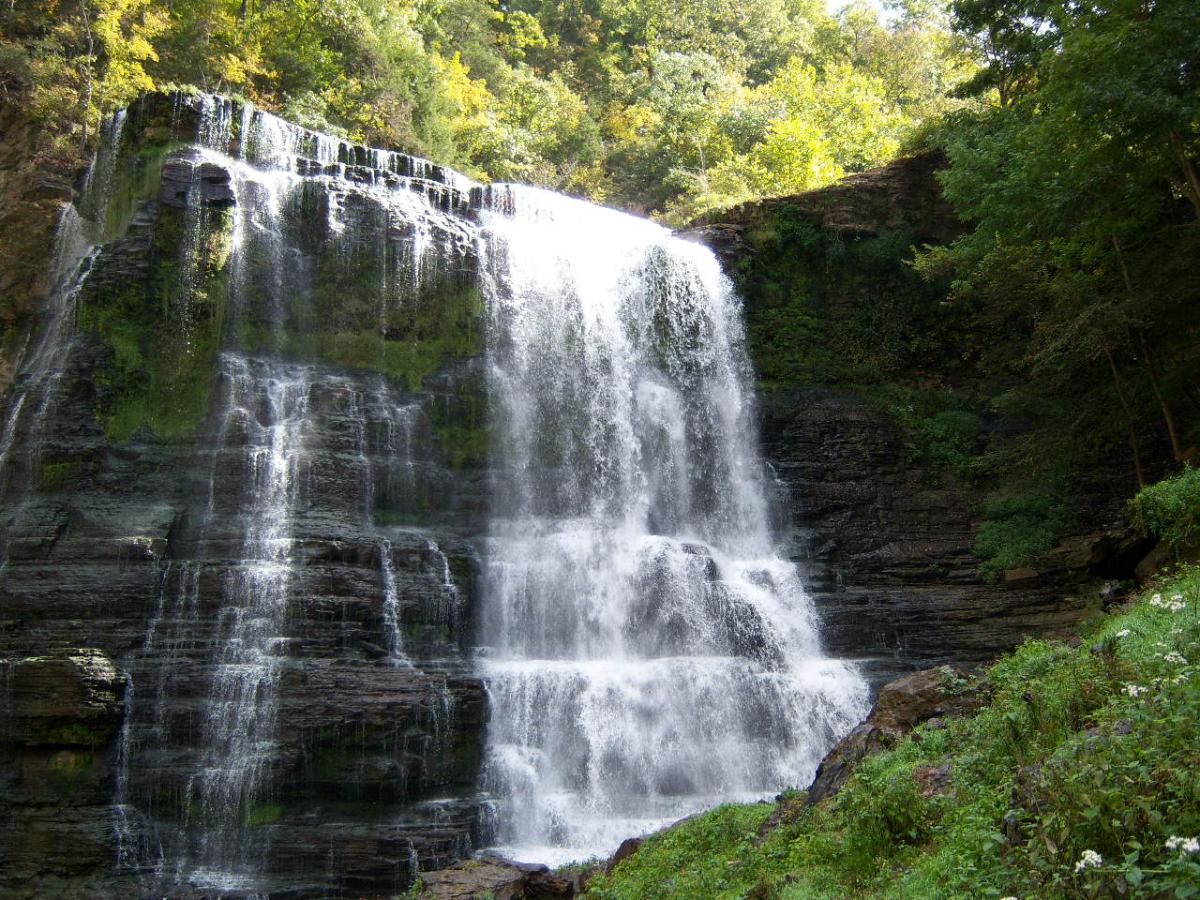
(1168, 600, 1186, 612)
(1165, 836, 1200, 856)
(1151, 593, 1165, 606)
(1163, 651, 1187, 665)
(1074, 849, 1103, 873)
(1124, 683, 1146, 697)
(1171, 593, 1185, 602)
(1115, 629, 1131, 638)
(1172, 627, 1184, 635)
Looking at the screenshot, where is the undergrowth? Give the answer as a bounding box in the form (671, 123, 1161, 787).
(585, 566, 1200, 899)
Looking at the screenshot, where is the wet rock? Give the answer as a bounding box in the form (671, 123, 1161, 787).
(805, 722, 886, 805)
(754, 387, 1112, 689)
(0, 651, 127, 896)
(0, 649, 125, 746)
(419, 856, 574, 899)
(913, 761, 953, 797)
(160, 149, 235, 207)
(0, 94, 494, 897)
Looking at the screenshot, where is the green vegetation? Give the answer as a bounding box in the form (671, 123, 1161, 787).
(588, 565, 1200, 899)
(924, 0, 1200, 494)
(1132, 467, 1200, 554)
(244, 802, 283, 827)
(737, 214, 958, 387)
(80, 194, 233, 441)
(973, 493, 1069, 582)
(862, 386, 985, 481)
(36, 458, 89, 489)
(1, 0, 972, 222)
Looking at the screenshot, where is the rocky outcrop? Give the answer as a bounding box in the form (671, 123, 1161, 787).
(693, 151, 958, 253)
(418, 856, 575, 899)
(0, 650, 128, 894)
(759, 386, 1126, 686)
(805, 666, 987, 805)
(0, 649, 125, 746)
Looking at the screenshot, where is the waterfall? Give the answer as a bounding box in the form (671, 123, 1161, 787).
(475, 186, 869, 864)
(0, 93, 867, 892)
(0, 107, 120, 500)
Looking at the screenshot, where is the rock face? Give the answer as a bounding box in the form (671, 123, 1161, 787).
(0, 103, 80, 391)
(692, 155, 1140, 687)
(0, 93, 491, 898)
(0, 650, 127, 895)
(760, 386, 1114, 686)
(0, 107, 1145, 899)
(693, 151, 959, 252)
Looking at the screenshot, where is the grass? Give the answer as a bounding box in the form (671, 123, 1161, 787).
(586, 566, 1200, 899)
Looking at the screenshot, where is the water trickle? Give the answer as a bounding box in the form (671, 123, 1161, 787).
(0, 118, 115, 502)
(475, 185, 869, 864)
(191, 359, 311, 878)
(380, 538, 409, 665)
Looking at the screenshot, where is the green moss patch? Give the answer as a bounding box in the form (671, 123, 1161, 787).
(81, 195, 232, 442)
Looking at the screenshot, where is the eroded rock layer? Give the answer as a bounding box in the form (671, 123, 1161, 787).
(0, 93, 490, 898)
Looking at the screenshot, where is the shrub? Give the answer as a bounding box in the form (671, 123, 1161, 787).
(973, 493, 1068, 582)
(1131, 466, 1200, 551)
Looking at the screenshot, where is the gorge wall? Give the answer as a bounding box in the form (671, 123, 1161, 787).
(1, 94, 493, 898)
(0, 97, 1133, 899)
(692, 154, 1151, 687)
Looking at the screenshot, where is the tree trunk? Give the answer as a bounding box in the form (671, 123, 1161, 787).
(1139, 331, 1184, 463)
(1111, 235, 1184, 463)
(1169, 129, 1200, 220)
(80, 0, 94, 150)
(1103, 339, 1145, 489)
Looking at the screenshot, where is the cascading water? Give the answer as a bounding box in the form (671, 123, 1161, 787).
(100, 95, 484, 891)
(1, 91, 868, 894)
(475, 186, 869, 864)
(0, 109, 122, 500)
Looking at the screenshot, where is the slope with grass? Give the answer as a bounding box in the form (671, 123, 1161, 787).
(586, 565, 1200, 899)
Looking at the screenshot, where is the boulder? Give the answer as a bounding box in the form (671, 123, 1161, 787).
(805, 723, 886, 806)
(606, 837, 644, 873)
(418, 856, 574, 899)
(806, 666, 986, 805)
(869, 667, 968, 738)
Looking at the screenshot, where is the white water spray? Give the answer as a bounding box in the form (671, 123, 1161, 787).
(475, 186, 869, 865)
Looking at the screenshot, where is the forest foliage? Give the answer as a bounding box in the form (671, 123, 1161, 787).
(1, 0, 1198, 574)
(914, 0, 1200, 572)
(0, 0, 973, 220)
